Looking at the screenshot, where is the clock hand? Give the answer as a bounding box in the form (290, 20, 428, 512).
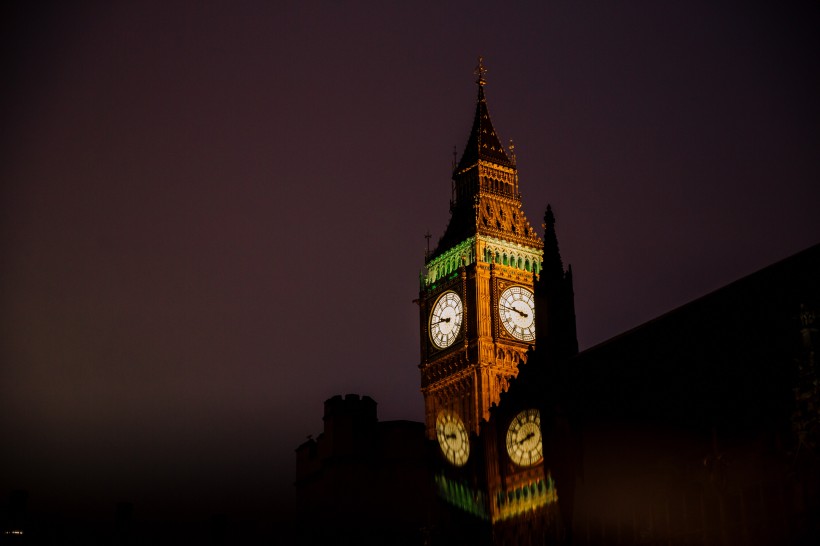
(517, 431, 535, 445)
(502, 304, 528, 318)
(431, 317, 451, 325)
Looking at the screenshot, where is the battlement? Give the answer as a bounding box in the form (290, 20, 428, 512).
(323, 393, 377, 429)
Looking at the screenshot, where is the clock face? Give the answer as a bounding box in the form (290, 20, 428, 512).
(498, 286, 535, 341)
(429, 291, 464, 349)
(436, 410, 469, 466)
(506, 408, 543, 467)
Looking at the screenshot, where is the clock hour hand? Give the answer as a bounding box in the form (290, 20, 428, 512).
(502, 304, 528, 318)
(517, 431, 535, 445)
(431, 317, 451, 325)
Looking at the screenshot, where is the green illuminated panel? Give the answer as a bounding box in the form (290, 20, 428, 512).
(422, 235, 543, 289)
(434, 473, 490, 520)
(480, 235, 543, 275)
(424, 238, 475, 287)
(494, 474, 557, 522)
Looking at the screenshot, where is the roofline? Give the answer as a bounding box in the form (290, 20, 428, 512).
(576, 242, 820, 357)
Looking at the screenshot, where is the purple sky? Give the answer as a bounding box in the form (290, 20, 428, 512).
(2, 1, 818, 522)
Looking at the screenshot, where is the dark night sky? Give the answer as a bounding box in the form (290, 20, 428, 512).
(2, 0, 818, 524)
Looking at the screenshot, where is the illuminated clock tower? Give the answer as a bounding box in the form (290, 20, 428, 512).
(419, 59, 543, 439)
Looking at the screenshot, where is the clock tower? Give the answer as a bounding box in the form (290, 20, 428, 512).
(419, 59, 543, 440)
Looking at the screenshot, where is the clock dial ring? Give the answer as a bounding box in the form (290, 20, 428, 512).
(429, 290, 464, 349)
(436, 410, 469, 466)
(505, 408, 543, 467)
(498, 285, 536, 341)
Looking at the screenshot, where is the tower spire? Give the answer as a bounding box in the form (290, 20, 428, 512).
(475, 55, 488, 86)
(541, 204, 564, 281)
(430, 58, 540, 261)
(455, 57, 512, 173)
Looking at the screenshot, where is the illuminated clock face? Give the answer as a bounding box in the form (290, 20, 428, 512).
(498, 286, 535, 341)
(506, 408, 543, 467)
(429, 291, 464, 349)
(436, 410, 469, 466)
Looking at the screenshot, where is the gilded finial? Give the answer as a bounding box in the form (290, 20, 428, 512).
(508, 139, 516, 165)
(475, 56, 488, 86)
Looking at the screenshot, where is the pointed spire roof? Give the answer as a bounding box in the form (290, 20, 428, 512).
(427, 58, 541, 261)
(541, 204, 565, 281)
(455, 57, 514, 172)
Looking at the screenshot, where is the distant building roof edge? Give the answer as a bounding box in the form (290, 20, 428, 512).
(577, 242, 820, 357)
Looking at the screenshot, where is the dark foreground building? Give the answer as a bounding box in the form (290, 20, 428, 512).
(566, 244, 820, 545)
(293, 395, 434, 546)
(294, 61, 820, 545)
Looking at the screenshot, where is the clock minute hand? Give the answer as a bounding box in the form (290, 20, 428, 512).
(502, 304, 528, 318)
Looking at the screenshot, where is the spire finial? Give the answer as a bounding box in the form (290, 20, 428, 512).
(509, 139, 516, 165)
(475, 56, 488, 86)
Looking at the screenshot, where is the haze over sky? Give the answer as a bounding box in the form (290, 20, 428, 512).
(2, 0, 818, 524)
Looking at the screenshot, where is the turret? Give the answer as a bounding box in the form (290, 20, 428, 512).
(322, 394, 377, 457)
(534, 205, 578, 364)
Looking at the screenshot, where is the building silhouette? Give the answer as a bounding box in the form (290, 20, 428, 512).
(294, 395, 433, 545)
(295, 60, 820, 545)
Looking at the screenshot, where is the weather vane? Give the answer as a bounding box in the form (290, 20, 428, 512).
(475, 56, 488, 86)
